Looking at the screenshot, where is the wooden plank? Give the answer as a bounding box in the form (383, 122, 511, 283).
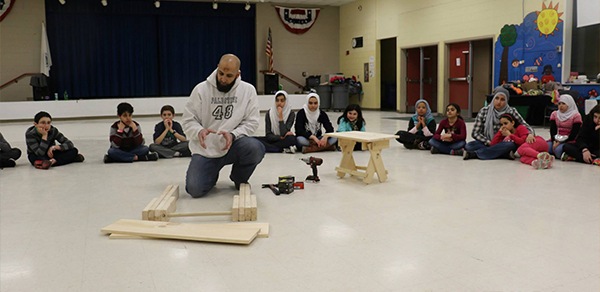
(243, 185, 252, 221)
(145, 185, 174, 221)
(155, 196, 177, 222)
(250, 195, 257, 221)
(232, 195, 239, 221)
(109, 222, 270, 239)
(238, 190, 246, 222)
(152, 185, 179, 221)
(101, 219, 259, 245)
(142, 198, 159, 220)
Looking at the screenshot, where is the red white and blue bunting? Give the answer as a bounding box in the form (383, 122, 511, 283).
(0, 0, 16, 22)
(274, 6, 320, 35)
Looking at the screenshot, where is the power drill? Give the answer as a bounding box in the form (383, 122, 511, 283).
(300, 156, 323, 182)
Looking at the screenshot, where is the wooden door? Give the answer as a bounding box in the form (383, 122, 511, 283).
(448, 42, 470, 112)
(406, 48, 421, 112)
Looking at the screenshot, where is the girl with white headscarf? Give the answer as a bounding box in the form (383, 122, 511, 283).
(294, 93, 336, 153)
(547, 94, 582, 158)
(256, 90, 297, 153)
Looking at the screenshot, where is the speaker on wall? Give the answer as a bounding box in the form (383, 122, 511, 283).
(264, 73, 279, 94)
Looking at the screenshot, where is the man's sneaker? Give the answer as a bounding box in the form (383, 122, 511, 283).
(103, 154, 115, 163)
(463, 151, 478, 160)
(74, 154, 85, 163)
(451, 149, 464, 156)
(430, 147, 440, 154)
(531, 159, 543, 169)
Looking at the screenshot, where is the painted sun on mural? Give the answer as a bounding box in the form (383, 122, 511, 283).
(534, 1, 563, 38)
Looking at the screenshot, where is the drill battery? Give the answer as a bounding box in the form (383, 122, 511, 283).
(277, 175, 295, 194)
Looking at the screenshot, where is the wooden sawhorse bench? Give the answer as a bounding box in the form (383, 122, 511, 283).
(324, 131, 398, 184)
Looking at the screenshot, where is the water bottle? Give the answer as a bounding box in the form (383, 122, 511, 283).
(63, 91, 69, 100)
(54, 93, 58, 101)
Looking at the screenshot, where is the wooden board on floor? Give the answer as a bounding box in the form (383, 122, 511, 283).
(101, 219, 259, 245)
(109, 222, 270, 239)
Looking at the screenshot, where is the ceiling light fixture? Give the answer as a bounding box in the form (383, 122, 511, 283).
(58, 0, 66, 4)
(212, 1, 218, 10)
(154, 0, 160, 8)
(245, 2, 250, 11)
(101, 0, 107, 7)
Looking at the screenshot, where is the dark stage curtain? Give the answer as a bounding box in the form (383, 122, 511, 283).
(45, 0, 256, 99)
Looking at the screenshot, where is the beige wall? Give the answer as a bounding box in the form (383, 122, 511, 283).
(340, 0, 571, 112)
(0, 2, 339, 102)
(0, 0, 45, 102)
(339, 0, 378, 109)
(255, 4, 340, 94)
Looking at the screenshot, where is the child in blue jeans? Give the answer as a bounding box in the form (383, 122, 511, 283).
(429, 103, 467, 156)
(104, 102, 158, 163)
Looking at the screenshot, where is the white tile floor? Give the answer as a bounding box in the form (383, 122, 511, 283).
(1, 110, 599, 291)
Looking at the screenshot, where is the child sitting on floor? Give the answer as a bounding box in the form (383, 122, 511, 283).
(256, 90, 297, 153)
(25, 111, 84, 169)
(104, 102, 158, 163)
(395, 99, 436, 150)
(149, 105, 191, 158)
(429, 103, 467, 156)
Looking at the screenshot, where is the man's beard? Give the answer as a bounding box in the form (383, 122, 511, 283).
(216, 76, 236, 93)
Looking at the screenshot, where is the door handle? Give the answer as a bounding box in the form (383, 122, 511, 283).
(448, 77, 467, 81)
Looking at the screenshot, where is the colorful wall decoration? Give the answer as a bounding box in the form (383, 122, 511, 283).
(494, 1, 564, 87)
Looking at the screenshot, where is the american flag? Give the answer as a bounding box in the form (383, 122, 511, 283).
(265, 27, 273, 72)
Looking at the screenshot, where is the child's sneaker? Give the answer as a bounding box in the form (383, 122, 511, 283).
(463, 151, 478, 160)
(531, 159, 543, 169)
(593, 158, 600, 166)
(451, 149, 464, 156)
(103, 154, 115, 163)
(146, 153, 159, 161)
(35, 160, 52, 169)
(560, 152, 575, 161)
(430, 147, 440, 154)
(74, 154, 85, 162)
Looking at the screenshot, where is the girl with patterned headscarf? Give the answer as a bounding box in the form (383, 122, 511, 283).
(395, 99, 437, 150)
(547, 94, 582, 159)
(256, 90, 297, 153)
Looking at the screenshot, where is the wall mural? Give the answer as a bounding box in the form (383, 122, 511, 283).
(494, 1, 564, 87)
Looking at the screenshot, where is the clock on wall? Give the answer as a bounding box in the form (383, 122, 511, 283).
(352, 37, 363, 49)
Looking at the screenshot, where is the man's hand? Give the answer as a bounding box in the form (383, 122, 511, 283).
(198, 128, 216, 149)
(218, 131, 233, 150)
(526, 134, 535, 144)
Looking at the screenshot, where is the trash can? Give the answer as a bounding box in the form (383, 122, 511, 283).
(30, 74, 51, 101)
(305, 75, 321, 91)
(264, 73, 279, 94)
(331, 84, 349, 111)
(316, 85, 331, 110)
